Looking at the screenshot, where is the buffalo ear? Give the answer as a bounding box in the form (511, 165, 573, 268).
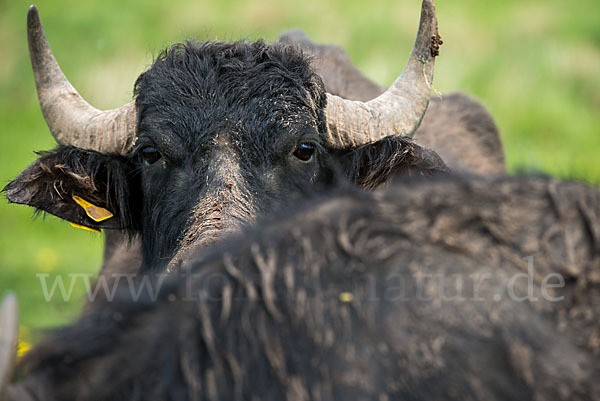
(334, 136, 449, 189)
(3, 146, 138, 231)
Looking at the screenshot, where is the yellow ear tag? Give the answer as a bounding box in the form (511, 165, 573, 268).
(72, 196, 113, 222)
(70, 222, 101, 234)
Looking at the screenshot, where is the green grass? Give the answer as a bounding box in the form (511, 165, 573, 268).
(1, 0, 599, 336)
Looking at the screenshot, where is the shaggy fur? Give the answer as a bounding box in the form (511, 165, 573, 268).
(10, 175, 600, 401)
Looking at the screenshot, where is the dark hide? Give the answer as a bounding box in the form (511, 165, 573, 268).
(278, 30, 385, 102)
(335, 135, 448, 189)
(418, 94, 505, 174)
(9, 175, 600, 401)
(5, 40, 447, 271)
(279, 30, 506, 175)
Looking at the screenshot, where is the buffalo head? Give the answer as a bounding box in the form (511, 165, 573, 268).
(5, 0, 446, 271)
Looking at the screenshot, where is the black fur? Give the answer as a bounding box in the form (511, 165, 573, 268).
(11, 175, 600, 401)
(336, 136, 449, 189)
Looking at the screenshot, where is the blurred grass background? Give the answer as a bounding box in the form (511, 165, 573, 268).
(1, 0, 599, 342)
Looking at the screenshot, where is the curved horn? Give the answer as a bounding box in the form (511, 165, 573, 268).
(27, 5, 136, 155)
(0, 294, 18, 401)
(325, 0, 441, 148)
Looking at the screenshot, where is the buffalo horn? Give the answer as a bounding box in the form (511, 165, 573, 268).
(0, 294, 18, 401)
(324, 0, 441, 148)
(27, 5, 136, 155)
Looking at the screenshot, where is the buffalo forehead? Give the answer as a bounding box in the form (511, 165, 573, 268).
(134, 40, 324, 153)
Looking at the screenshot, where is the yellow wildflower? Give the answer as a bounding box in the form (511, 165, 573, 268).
(339, 292, 353, 303)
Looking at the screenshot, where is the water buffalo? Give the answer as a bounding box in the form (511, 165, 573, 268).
(2, 174, 599, 401)
(98, 25, 508, 280)
(4, 0, 446, 273)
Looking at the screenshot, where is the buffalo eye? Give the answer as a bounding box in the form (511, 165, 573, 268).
(293, 142, 315, 162)
(141, 146, 162, 165)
